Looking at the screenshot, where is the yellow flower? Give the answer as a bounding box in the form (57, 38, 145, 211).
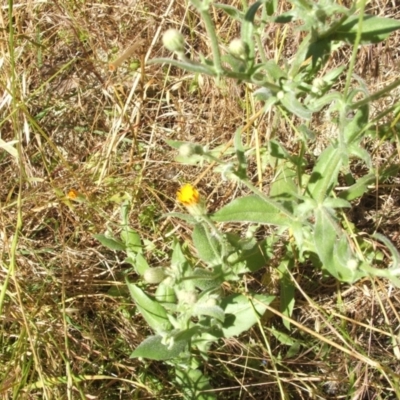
(67, 189, 79, 200)
(67, 188, 85, 202)
(177, 184, 200, 206)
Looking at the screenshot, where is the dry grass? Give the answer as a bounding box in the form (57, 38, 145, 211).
(1, 0, 400, 399)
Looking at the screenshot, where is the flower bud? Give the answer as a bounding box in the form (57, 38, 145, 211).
(143, 267, 166, 284)
(162, 29, 185, 53)
(312, 7, 327, 23)
(177, 290, 198, 305)
(277, 91, 285, 100)
(312, 77, 326, 94)
(205, 297, 218, 307)
(228, 38, 249, 60)
(178, 143, 204, 158)
(346, 259, 359, 271)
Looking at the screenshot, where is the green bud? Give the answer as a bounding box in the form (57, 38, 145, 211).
(245, 229, 255, 239)
(312, 77, 326, 94)
(162, 29, 185, 53)
(205, 297, 218, 307)
(228, 38, 249, 60)
(312, 8, 327, 23)
(143, 267, 166, 284)
(277, 91, 285, 100)
(177, 290, 198, 305)
(178, 143, 204, 157)
(346, 259, 359, 271)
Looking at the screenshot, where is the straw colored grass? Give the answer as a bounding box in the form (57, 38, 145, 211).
(1, 0, 400, 398)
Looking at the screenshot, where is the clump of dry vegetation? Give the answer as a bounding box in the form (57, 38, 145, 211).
(1, 0, 400, 399)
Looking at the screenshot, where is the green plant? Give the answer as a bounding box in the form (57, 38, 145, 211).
(155, 0, 400, 287)
(96, 189, 275, 399)
(97, 0, 400, 397)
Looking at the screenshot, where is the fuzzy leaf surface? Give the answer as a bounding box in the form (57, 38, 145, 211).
(331, 15, 400, 44)
(130, 334, 187, 360)
(306, 146, 344, 204)
(93, 234, 125, 251)
(192, 223, 222, 265)
(220, 294, 275, 338)
(212, 195, 292, 226)
(121, 228, 142, 253)
(126, 281, 171, 333)
(314, 207, 365, 282)
(176, 368, 216, 400)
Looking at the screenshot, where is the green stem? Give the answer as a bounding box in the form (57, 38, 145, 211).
(190, 0, 223, 76)
(350, 77, 400, 110)
(343, 0, 367, 97)
(147, 57, 217, 76)
(255, 34, 267, 64)
(148, 58, 281, 93)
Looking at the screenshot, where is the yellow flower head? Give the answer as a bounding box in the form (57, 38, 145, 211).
(67, 189, 79, 200)
(67, 188, 85, 202)
(177, 184, 200, 206)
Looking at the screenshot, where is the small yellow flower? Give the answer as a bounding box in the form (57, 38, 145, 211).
(177, 184, 200, 206)
(67, 189, 85, 202)
(67, 189, 79, 200)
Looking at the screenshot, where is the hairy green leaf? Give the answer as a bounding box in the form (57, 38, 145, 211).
(344, 105, 369, 145)
(314, 207, 364, 282)
(280, 92, 312, 120)
(126, 281, 171, 333)
(306, 146, 344, 204)
(130, 334, 187, 360)
(192, 268, 223, 291)
(221, 294, 275, 338)
(331, 15, 400, 44)
(194, 304, 225, 322)
(214, 3, 243, 20)
(241, 1, 263, 61)
(193, 224, 222, 265)
(373, 233, 400, 270)
(338, 172, 375, 201)
(270, 165, 298, 200)
(121, 228, 142, 253)
(155, 282, 177, 305)
(134, 253, 149, 275)
(212, 195, 292, 226)
(93, 234, 125, 251)
(278, 257, 295, 330)
(175, 368, 216, 400)
(234, 128, 248, 179)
